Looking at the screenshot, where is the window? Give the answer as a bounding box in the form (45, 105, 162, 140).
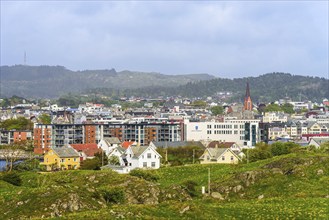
(147, 153, 151, 158)
(231, 156, 234, 161)
(61, 159, 65, 163)
(222, 156, 225, 161)
(143, 162, 147, 167)
(74, 158, 77, 162)
(151, 162, 156, 167)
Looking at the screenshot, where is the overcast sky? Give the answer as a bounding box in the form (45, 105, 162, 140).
(1, 1, 328, 78)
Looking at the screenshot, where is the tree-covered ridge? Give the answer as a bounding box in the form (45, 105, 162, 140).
(99, 72, 327, 102)
(0, 65, 215, 98)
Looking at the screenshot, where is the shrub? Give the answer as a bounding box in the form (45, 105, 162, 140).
(247, 149, 272, 162)
(270, 142, 291, 156)
(129, 169, 159, 182)
(80, 158, 101, 170)
(100, 187, 125, 204)
(13, 159, 41, 171)
(1, 172, 22, 186)
(182, 180, 198, 197)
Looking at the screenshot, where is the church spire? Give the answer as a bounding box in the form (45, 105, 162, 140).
(244, 82, 253, 111)
(245, 81, 250, 98)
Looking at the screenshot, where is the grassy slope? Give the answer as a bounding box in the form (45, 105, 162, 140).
(1, 152, 329, 219)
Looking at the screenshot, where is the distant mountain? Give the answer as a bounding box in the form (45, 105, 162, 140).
(0, 65, 215, 98)
(96, 72, 328, 103)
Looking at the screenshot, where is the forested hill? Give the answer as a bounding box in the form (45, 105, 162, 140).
(1, 65, 328, 102)
(0, 65, 215, 98)
(93, 72, 328, 103)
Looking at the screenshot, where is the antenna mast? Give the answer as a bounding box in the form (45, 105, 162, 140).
(24, 51, 27, 65)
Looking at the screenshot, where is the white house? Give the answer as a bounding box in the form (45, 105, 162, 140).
(308, 137, 329, 148)
(98, 137, 121, 155)
(199, 148, 241, 164)
(124, 145, 162, 170)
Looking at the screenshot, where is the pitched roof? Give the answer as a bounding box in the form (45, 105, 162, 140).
(152, 141, 205, 148)
(122, 141, 136, 149)
(207, 148, 228, 159)
(70, 144, 101, 157)
(52, 146, 80, 158)
(131, 146, 149, 158)
(104, 137, 121, 145)
(207, 141, 236, 148)
(310, 137, 329, 145)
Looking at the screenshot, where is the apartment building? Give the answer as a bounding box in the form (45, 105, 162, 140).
(33, 122, 183, 154)
(184, 118, 260, 147)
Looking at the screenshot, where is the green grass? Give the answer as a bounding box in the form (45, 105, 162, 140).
(1, 152, 328, 219)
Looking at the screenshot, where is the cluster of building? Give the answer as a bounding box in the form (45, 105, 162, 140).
(1, 83, 329, 172)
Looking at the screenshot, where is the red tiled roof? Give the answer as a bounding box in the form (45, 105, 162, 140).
(70, 144, 101, 157)
(121, 141, 135, 149)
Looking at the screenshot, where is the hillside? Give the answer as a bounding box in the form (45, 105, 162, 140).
(0, 152, 328, 219)
(1, 66, 328, 102)
(0, 65, 215, 98)
(108, 72, 328, 102)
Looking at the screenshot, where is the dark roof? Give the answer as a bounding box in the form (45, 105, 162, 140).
(207, 141, 236, 148)
(152, 141, 205, 148)
(52, 146, 80, 158)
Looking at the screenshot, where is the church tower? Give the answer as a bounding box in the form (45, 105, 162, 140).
(244, 82, 253, 111)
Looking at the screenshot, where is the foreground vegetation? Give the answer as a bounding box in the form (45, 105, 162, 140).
(1, 151, 328, 219)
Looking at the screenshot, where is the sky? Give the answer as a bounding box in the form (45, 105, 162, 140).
(1, 1, 328, 78)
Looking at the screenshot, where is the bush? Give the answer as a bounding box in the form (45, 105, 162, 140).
(80, 158, 101, 170)
(270, 142, 291, 156)
(182, 180, 198, 197)
(13, 159, 41, 171)
(246, 149, 272, 162)
(100, 187, 125, 204)
(1, 172, 22, 186)
(129, 169, 159, 182)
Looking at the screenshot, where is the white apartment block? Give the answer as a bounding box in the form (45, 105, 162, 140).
(184, 118, 260, 147)
(262, 112, 288, 123)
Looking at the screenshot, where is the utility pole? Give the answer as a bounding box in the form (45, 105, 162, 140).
(208, 168, 211, 195)
(102, 150, 104, 167)
(165, 149, 168, 165)
(247, 148, 249, 164)
(192, 149, 195, 164)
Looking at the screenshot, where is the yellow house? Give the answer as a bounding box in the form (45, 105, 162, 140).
(199, 148, 241, 164)
(41, 146, 80, 171)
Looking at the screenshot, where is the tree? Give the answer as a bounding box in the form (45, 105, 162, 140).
(264, 104, 282, 112)
(0, 117, 33, 130)
(210, 106, 224, 116)
(108, 155, 120, 165)
(0, 143, 27, 172)
(281, 103, 295, 114)
(38, 113, 51, 124)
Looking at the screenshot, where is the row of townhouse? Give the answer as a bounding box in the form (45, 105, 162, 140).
(259, 121, 329, 141)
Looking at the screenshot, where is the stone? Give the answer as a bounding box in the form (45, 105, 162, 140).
(233, 185, 244, 193)
(317, 169, 324, 175)
(272, 168, 283, 174)
(211, 192, 224, 200)
(258, 194, 264, 200)
(180, 206, 190, 214)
